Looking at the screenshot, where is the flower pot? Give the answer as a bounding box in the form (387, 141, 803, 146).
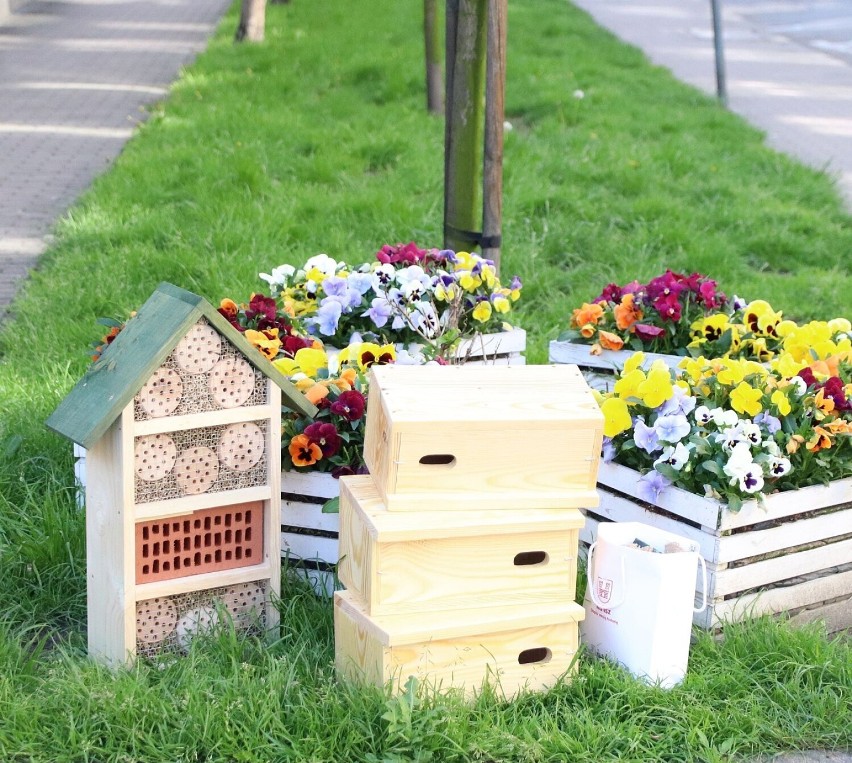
(583, 462, 852, 633)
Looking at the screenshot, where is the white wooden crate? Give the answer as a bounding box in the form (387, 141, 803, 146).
(581, 462, 852, 633)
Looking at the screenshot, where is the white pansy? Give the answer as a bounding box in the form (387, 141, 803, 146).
(722, 441, 755, 482)
(304, 253, 341, 276)
(259, 263, 296, 287)
(768, 456, 792, 477)
(694, 405, 713, 426)
(740, 420, 761, 445)
(653, 442, 691, 471)
(711, 407, 740, 427)
(788, 377, 808, 397)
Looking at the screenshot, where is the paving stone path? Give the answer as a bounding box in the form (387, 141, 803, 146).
(0, 0, 232, 318)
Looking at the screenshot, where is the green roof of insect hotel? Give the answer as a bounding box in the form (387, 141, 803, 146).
(46, 282, 317, 449)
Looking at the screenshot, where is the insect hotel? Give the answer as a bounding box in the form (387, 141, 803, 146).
(46, 283, 315, 664)
(334, 364, 604, 697)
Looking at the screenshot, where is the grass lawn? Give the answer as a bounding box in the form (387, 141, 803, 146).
(0, 0, 850, 760)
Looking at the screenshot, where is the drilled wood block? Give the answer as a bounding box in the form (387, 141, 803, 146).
(334, 590, 584, 698)
(363, 365, 603, 511)
(338, 476, 583, 615)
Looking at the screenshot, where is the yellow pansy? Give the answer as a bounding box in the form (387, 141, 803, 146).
(828, 317, 851, 334)
(623, 352, 646, 373)
(771, 389, 791, 416)
(637, 367, 674, 409)
(730, 382, 763, 417)
(472, 301, 493, 323)
(614, 368, 646, 402)
(600, 397, 632, 438)
(716, 359, 746, 386)
(679, 356, 709, 384)
(773, 352, 807, 378)
(492, 292, 511, 314)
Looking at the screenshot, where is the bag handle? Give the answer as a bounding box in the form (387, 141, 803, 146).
(587, 540, 626, 610)
(693, 554, 708, 613)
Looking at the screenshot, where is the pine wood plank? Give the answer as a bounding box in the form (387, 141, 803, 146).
(281, 470, 340, 500)
(135, 562, 273, 600)
(86, 407, 136, 664)
(455, 329, 526, 358)
(265, 382, 282, 633)
(134, 487, 272, 521)
(282, 499, 341, 534)
(132, 405, 278, 436)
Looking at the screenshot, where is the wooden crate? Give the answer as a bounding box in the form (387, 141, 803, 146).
(363, 364, 604, 511)
(583, 462, 852, 633)
(338, 476, 583, 616)
(548, 340, 682, 391)
(334, 590, 584, 698)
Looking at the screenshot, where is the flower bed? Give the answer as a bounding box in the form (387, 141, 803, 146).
(583, 462, 852, 632)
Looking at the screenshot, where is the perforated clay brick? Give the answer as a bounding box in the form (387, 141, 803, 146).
(136, 501, 263, 584)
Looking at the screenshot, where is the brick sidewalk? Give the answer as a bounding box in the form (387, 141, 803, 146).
(0, 0, 232, 318)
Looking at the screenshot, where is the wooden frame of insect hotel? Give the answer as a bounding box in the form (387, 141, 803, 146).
(47, 283, 316, 664)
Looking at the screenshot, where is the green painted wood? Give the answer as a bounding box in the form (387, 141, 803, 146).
(46, 283, 316, 448)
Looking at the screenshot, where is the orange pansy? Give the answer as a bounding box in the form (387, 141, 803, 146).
(289, 434, 322, 467)
(598, 330, 625, 351)
(571, 302, 604, 330)
(614, 293, 643, 331)
(805, 426, 833, 453)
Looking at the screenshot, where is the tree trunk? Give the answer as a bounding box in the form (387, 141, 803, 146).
(235, 0, 266, 42)
(481, 0, 507, 273)
(424, 0, 443, 115)
(443, 0, 487, 254)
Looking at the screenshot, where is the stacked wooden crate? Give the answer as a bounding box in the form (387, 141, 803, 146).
(334, 364, 604, 698)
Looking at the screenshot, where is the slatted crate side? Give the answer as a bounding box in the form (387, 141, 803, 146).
(582, 472, 852, 632)
(280, 470, 342, 595)
(456, 329, 526, 366)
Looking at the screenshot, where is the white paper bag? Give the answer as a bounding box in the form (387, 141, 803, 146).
(581, 521, 707, 688)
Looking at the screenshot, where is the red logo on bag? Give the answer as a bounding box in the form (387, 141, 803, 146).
(597, 577, 613, 604)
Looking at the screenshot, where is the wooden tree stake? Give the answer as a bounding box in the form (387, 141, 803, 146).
(481, 0, 506, 272)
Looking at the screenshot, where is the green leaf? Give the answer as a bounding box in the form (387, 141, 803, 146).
(95, 317, 123, 328)
(726, 494, 743, 513)
(700, 459, 724, 477)
(655, 464, 679, 481)
(321, 497, 340, 514)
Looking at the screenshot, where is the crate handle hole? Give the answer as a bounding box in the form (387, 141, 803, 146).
(514, 551, 548, 566)
(418, 454, 456, 466)
(518, 647, 552, 665)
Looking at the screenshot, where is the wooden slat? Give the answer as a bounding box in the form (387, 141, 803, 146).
(548, 341, 685, 372)
(716, 507, 852, 564)
(713, 537, 852, 597)
(598, 462, 722, 530)
(281, 531, 339, 564)
(86, 406, 136, 664)
(787, 595, 852, 632)
(335, 589, 584, 647)
(135, 562, 272, 600)
(265, 382, 282, 633)
(712, 569, 852, 626)
(132, 405, 277, 436)
(719, 479, 852, 531)
(455, 329, 525, 358)
(134, 487, 272, 521)
(282, 499, 342, 533)
(281, 470, 340, 500)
